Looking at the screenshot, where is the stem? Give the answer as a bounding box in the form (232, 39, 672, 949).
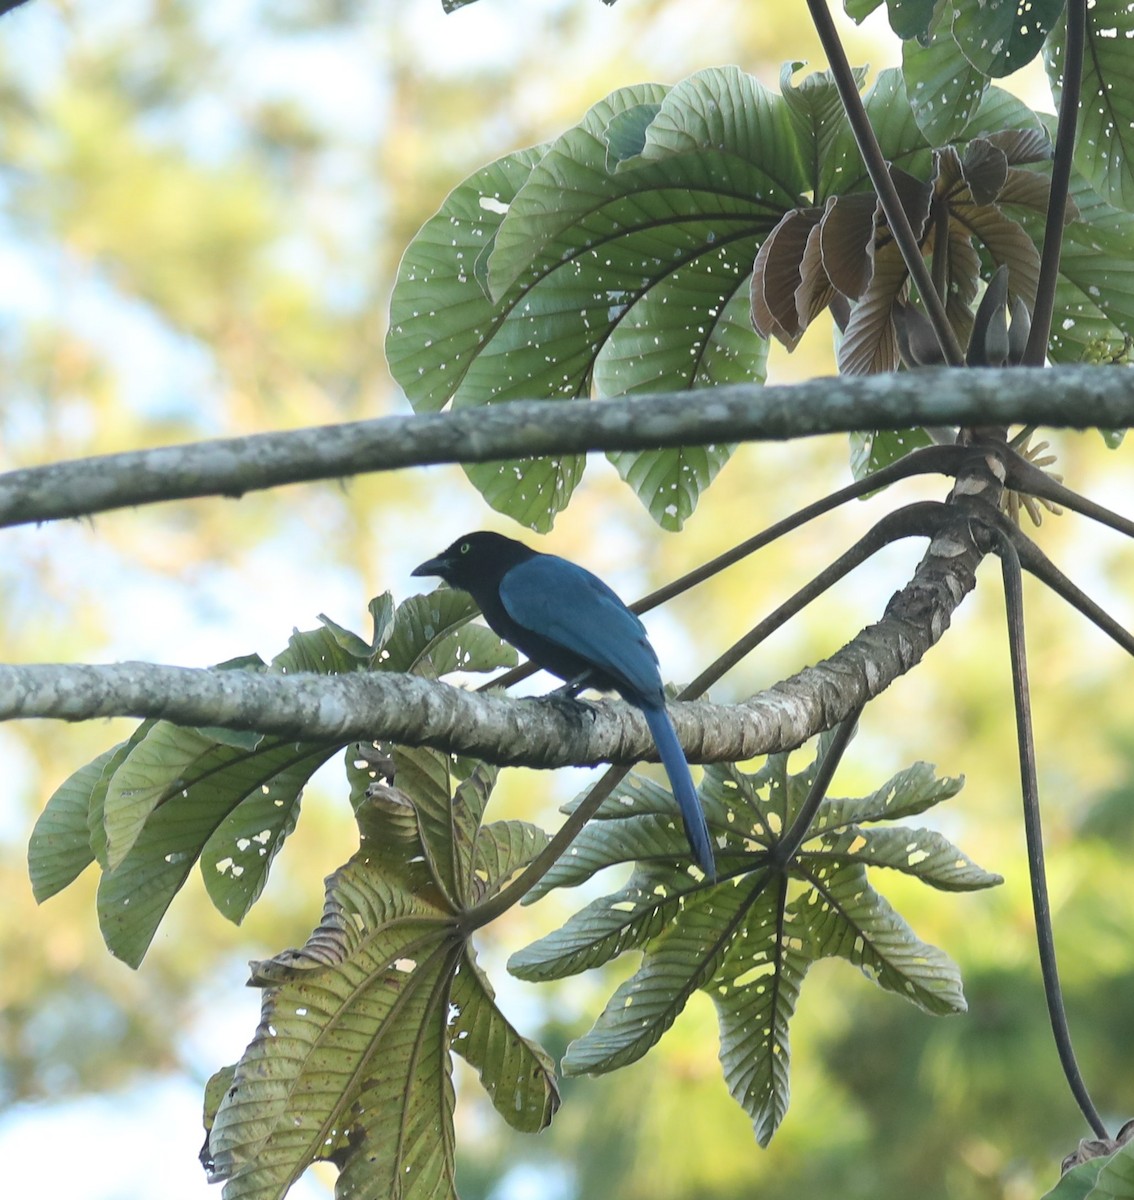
(462, 765, 630, 930)
(930, 201, 950, 303)
(1005, 452, 1134, 542)
(998, 538, 1108, 1137)
(488, 445, 971, 692)
(683, 501, 950, 695)
(803, 0, 965, 366)
(774, 706, 864, 866)
(997, 518, 1134, 658)
(1025, 0, 1086, 365)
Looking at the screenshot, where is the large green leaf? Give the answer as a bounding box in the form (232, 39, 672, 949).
(780, 63, 865, 197)
(44, 589, 516, 967)
(204, 770, 553, 1199)
(1043, 1138, 1134, 1200)
(388, 67, 798, 530)
(903, 21, 990, 146)
(952, 0, 1066, 78)
(28, 742, 125, 901)
(98, 739, 335, 967)
(604, 279, 769, 529)
(1007, 167, 1134, 363)
(450, 949, 560, 1133)
(511, 745, 996, 1144)
(822, 68, 937, 197)
(1046, 0, 1134, 212)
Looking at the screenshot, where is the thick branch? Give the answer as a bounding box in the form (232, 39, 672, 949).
(0, 498, 983, 762)
(2, 366, 1133, 528)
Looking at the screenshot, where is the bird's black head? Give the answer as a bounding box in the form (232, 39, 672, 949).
(412, 531, 537, 594)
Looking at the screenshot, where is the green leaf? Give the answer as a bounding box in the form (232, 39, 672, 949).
(603, 102, 661, 170)
(798, 859, 966, 1013)
(1091, 1139, 1134, 1199)
(844, 0, 884, 21)
(85, 589, 511, 967)
(471, 818, 549, 898)
(389, 66, 799, 530)
(513, 746, 991, 1143)
(780, 63, 864, 202)
(713, 878, 804, 1146)
(886, 0, 938, 42)
(28, 744, 119, 901)
(850, 428, 935, 479)
(605, 282, 768, 529)
(101, 624, 363, 877)
(385, 144, 548, 415)
(562, 878, 749, 1076)
(98, 738, 337, 967)
(1044, 1160, 1108, 1200)
(377, 587, 517, 677)
(199, 750, 318, 923)
(450, 950, 560, 1132)
(87, 721, 156, 869)
(1042, 1138, 1134, 1200)
(810, 824, 1002, 890)
(202, 1064, 238, 1138)
(823, 69, 935, 197)
(1008, 168, 1134, 364)
(1047, 0, 1134, 211)
(951, 0, 1066, 78)
(510, 872, 695, 983)
(903, 23, 990, 145)
(205, 765, 554, 1198)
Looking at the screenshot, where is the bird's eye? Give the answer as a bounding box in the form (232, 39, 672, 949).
(459, 542, 471, 554)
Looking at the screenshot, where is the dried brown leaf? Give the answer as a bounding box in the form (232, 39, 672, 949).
(838, 242, 909, 375)
(751, 208, 822, 347)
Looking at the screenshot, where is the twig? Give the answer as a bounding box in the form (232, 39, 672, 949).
(1005, 452, 1134, 543)
(684, 501, 952, 694)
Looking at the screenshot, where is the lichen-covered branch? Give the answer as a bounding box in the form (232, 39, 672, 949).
(1, 365, 1131, 529)
(0, 492, 986, 764)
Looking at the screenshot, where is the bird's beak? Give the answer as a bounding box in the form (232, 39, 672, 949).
(411, 553, 448, 578)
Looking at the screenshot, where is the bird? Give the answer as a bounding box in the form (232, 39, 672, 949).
(412, 531, 716, 879)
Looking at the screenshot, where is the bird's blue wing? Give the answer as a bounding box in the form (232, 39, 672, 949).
(499, 555, 662, 699)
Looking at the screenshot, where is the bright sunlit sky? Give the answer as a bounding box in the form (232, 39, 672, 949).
(0, 0, 1076, 1198)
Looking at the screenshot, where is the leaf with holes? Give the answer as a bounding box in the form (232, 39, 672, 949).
(1047, 0, 1134, 212)
(951, 0, 1066, 78)
(388, 66, 804, 530)
(903, 22, 990, 146)
(203, 769, 554, 1200)
(780, 63, 865, 193)
(510, 745, 996, 1145)
(1010, 168, 1134, 364)
(885, 0, 939, 41)
(53, 591, 516, 968)
(28, 730, 152, 902)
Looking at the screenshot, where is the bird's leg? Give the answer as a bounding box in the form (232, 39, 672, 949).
(550, 669, 594, 699)
(546, 671, 602, 719)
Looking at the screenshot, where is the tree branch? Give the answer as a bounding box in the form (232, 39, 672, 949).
(2, 366, 1133, 528)
(0, 492, 986, 763)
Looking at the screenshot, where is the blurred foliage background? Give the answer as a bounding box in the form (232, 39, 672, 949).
(1, 0, 1132, 1197)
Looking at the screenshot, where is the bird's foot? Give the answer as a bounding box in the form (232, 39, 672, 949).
(543, 689, 600, 722)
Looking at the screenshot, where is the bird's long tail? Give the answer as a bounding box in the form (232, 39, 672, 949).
(642, 704, 716, 880)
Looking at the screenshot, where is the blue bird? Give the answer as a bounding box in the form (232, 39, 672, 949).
(412, 531, 716, 879)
